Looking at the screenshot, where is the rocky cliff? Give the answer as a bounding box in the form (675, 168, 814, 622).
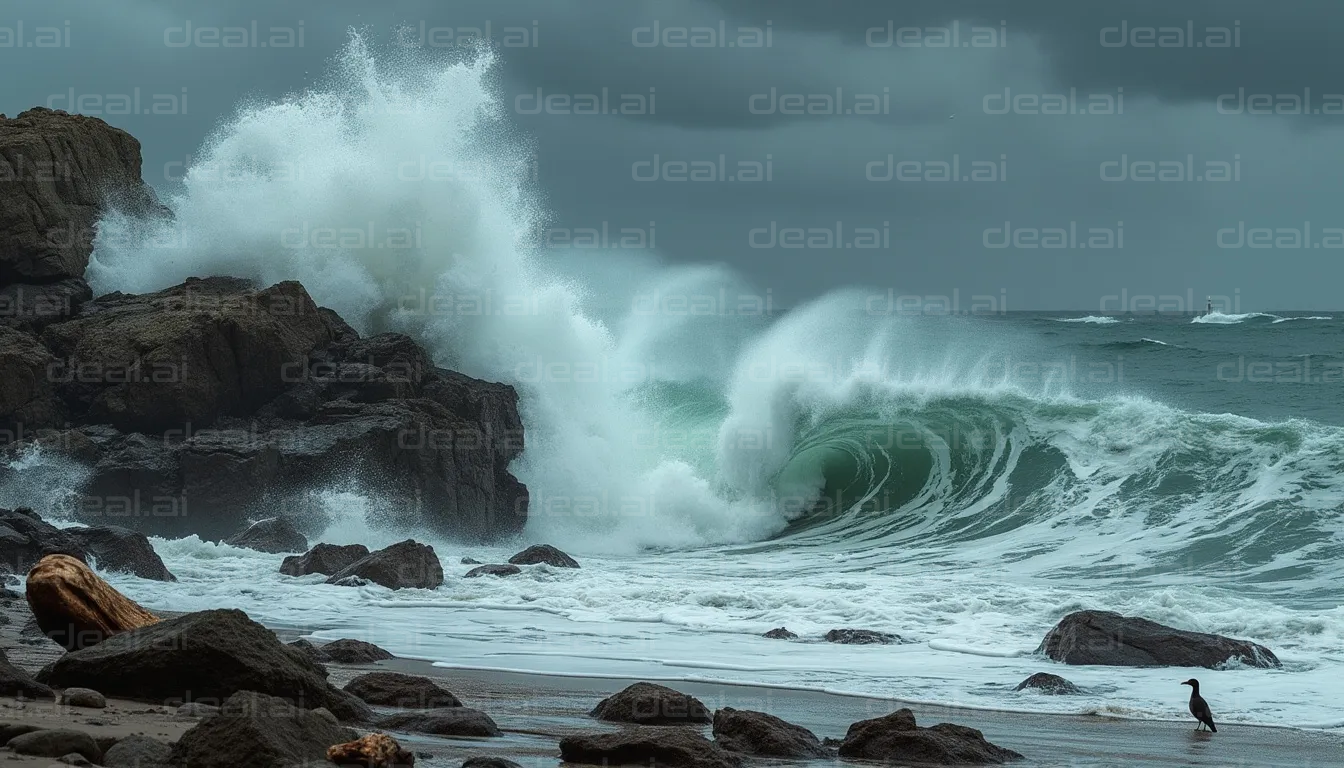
(0, 109, 528, 541)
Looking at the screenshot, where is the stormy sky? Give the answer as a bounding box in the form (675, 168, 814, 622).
(3, 0, 1343, 310)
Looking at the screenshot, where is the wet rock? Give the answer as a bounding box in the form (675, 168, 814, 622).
(280, 543, 369, 577)
(101, 733, 172, 768)
(377, 708, 500, 737)
(712, 707, 828, 758)
(0, 648, 54, 699)
(7, 728, 101, 763)
(288, 638, 331, 664)
(508, 544, 578, 568)
(344, 671, 462, 708)
(327, 732, 414, 768)
(837, 708, 1022, 765)
(465, 563, 521, 578)
(320, 638, 394, 664)
(60, 687, 106, 708)
(64, 525, 175, 581)
(58, 753, 93, 766)
(762, 627, 796, 640)
(561, 727, 739, 768)
(824, 628, 901, 645)
(0, 723, 43, 741)
(325, 540, 443, 590)
(461, 556, 481, 565)
(0, 327, 63, 434)
(39, 608, 363, 720)
(1038, 610, 1281, 669)
(0, 107, 165, 284)
(175, 702, 220, 718)
(25, 554, 159, 650)
(590, 682, 711, 725)
(170, 690, 357, 768)
(224, 517, 308, 554)
(1014, 672, 1081, 695)
(0, 278, 91, 332)
(0, 507, 85, 576)
(462, 758, 522, 768)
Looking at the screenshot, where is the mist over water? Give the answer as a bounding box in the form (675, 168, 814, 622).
(67, 35, 1344, 728)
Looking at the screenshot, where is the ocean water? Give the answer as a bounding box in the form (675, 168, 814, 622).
(12, 37, 1344, 731)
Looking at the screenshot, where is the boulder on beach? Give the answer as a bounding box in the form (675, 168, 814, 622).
(327, 733, 414, 768)
(462, 758, 522, 768)
(320, 638, 394, 664)
(824, 628, 901, 645)
(60, 686, 106, 708)
(377, 707, 501, 737)
(0, 647, 55, 699)
(561, 727, 740, 768)
(0, 108, 164, 285)
(325, 539, 443, 590)
(465, 563, 521, 578)
(1014, 672, 1081, 695)
(287, 638, 332, 664)
(7, 728, 102, 763)
(590, 682, 711, 725)
(712, 707, 829, 758)
(25, 554, 159, 651)
(170, 690, 358, 768)
(762, 627, 797, 640)
(344, 671, 462, 708)
(224, 517, 308, 554)
(1038, 610, 1281, 669)
(837, 708, 1022, 765)
(0, 507, 86, 575)
(64, 525, 175, 581)
(508, 544, 578, 568)
(38, 608, 366, 721)
(280, 543, 369, 576)
(100, 734, 172, 768)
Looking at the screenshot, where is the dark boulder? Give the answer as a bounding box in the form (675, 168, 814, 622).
(824, 628, 901, 645)
(590, 682, 711, 725)
(344, 671, 461, 708)
(287, 638, 331, 664)
(838, 708, 1022, 765)
(508, 544, 578, 568)
(461, 556, 481, 565)
(64, 525, 175, 581)
(37, 608, 358, 718)
(712, 707, 828, 758)
(0, 107, 164, 284)
(465, 563, 521, 578)
(7, 728, 102, 763)
(0, 278, 91, 333)
(462, 758, 522, 768)
(1014, 672, 1081, 695)
(377, 708, 500, 737)
(1038, 610, 1280, 669)
(224, 517, 307, 554)
(0, 647, 55, 698)
(325, 540, 443, 590)
(169, 690, 357, 768)
(100, 734, 171, 768)
(0, 506, 85, 575)
(319, 638, 394, 664)
(280, 543, 369, 577)
(763, 627, 796, 640)
(60, 686, 106, 708)
(561, 727, 739, 768)
(0, 326, 63, 434)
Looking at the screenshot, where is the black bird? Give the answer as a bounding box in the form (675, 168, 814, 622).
(1181, 679, 1217, 732)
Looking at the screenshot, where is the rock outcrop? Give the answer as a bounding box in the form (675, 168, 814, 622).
(100, 734, 172, 767)
(325, 540, 443, 590)
(824, 628, 901, 645)
(465, 563, 520, 578)
(169, 691, 358, 768)
(25, 554, 159, 650)
(0, 647, 55, 698)
(712, 707, 829, 758)
(377, 708, 500, 737)
(344, 671, 461, 708)
(1014, 672, 1080, 695)
(37, 608, 366, 720)
(64, 525, 175, 581)
(280, 543, 369, 576)
(0, 507, 86, 574)
(837, 709, 1022, 765)
(508, 544, 578, 568)
(224, 517, 307, 553)
(1038, 610, 1280, 669)
(590, 682, 712, 726)
(561, 727, 740, 768)
(762, 627, 797, 640)
(319, 638, 393, 664)
(0, 108, 163, 285)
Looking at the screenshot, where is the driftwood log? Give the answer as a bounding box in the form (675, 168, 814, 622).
(25, 554, 159, 651)
(327, 733, 414, 767)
